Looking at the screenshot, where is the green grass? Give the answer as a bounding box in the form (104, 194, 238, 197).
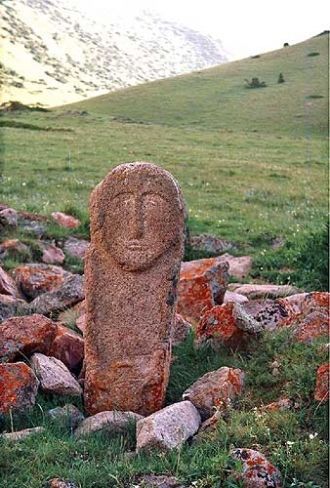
(0, 330, 328, 487)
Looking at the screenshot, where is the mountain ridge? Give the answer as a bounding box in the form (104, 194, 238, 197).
(0, 0, 227, 107)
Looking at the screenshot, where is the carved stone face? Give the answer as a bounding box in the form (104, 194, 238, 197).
(99, 164, 183, 271)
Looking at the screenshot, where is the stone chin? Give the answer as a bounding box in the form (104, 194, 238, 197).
(107, 243, 174, 272)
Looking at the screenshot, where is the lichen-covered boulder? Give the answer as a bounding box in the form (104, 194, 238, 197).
(31, 353, 82, 396)
(231, 448, 282, 487)
(0, 314, 57, 361)
(0, 362, 39, 413)
(13, 263, 70, 300)
(49, 324, 84, 371)
(314, 364, 329, 402)
(74, 410, 143, 438)
(182, 366, 245, 419)
(178, 257, 229, 323)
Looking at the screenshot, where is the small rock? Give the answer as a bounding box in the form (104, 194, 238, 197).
(189, 234, 234, 254)
(51, 212, 80, 229)
(0, 239, 32, 261)
(75, 313, 86, 334)
(31, 353, 82, 396)
(218, 253, 253, 280)
(228, 284, 299, 299)
(0, 208, 18, 227)
(0, 265, 21, 298)
(0, 314, 57, 361)
(13, 263, 70, 300)
(314, 364, 329, 402)
(223, 291, 249, 305)
(182, 367, 245, 419)
(136, 401, 201, 451)
(64, 237, 89, 260)
(42, 244, 65, 265)
(260, 398, 294, 412)
(231, 448, 282, 487)
(49, 324, 84, 371)
(47, 404, 84, 430)
(134, 474, 184, 488)
(173, 314, 192, 345)
(74, 410, 143, 438)
(0, 362, 39, 413)
(20, 221, 45, 237)
(178, 257, 229, 323)
(279, 292, 329, 319)
(1, 426, 45, 442)
(47, 479, 79, 488)
(29, 274, 85, 316)
(0, 293, 28, 322)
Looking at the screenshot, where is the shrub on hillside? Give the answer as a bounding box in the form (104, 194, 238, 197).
(244, 77, 267, 89)
(278, 73, 285, 83)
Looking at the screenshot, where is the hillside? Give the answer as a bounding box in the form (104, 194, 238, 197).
(1, 34, 328, 259)
(0, 0, 227, 107)
(67, 33, 329, 137)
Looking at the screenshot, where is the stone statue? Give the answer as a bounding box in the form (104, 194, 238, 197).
(84, 162, 185, 415)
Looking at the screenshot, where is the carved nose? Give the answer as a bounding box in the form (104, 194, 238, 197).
(130, 198, 144, 239)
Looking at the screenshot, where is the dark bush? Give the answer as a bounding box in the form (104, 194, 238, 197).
(307, 52, 320, 57)
(244, 77, 267, 89)
(277, 73, 285, 83)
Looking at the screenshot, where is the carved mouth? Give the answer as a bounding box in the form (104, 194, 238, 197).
(127, 241, 144, 250)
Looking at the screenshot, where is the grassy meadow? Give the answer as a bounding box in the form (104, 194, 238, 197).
(0, 33, 329, 487)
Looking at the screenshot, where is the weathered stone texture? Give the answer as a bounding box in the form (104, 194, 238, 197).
(84, 162, 185, 415)
(0, 362, 39, 413)
(136, 401, 201, 451)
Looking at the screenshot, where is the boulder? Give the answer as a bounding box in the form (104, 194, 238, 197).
(0, 294, 28, 322)
(51, 212, 80, 229)
(29, 274, 85, 316)
(196, 303, 261, 349)
(1, 426, 44, 442)
(173, 314, 192, 345)
(279, 292, 329, 320)
(314, 364, 329, 402)
(0, 239, 32, 261)
(0, 265, 21, 298)
(228, 283, 299, 299)
(182, 366, 245, 419)
(47, 404, 84, 430)
(244, 299, 287, 331)
(218, 253, 252, 280)
(0, 207, 18, 227)
(178, 257, 229, 323)
(42, 244, 65, 265)
(64, 237, 89, 260)
(293, 311, 329, 343)
(31, 353, 82, 396)
(0, 314, 57, 361)
(74, 410, 143, 438)
(49, 324, 84, 371)
(223, 291, 248, 305)
(13, 263, 70, 300)
(0, 362, 39, 413)
(189, 234, 234, 254)
(136, 401, 200, 451)
(231, 448, 282, 487)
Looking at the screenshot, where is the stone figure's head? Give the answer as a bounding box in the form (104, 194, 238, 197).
(91, 162, 185, 271)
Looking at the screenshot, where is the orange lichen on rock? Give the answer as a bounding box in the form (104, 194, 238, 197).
(0, 314, 57, 361)
(314, 364, 329, 402)
(177, 257, 229, 324)
(196, 303, 249, 349)
(0, 362, 39, 413)
(13, 263, 69, 300)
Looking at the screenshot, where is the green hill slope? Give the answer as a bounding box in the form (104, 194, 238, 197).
(66, 33, 329, 137)
(1, 34, 328, 277)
